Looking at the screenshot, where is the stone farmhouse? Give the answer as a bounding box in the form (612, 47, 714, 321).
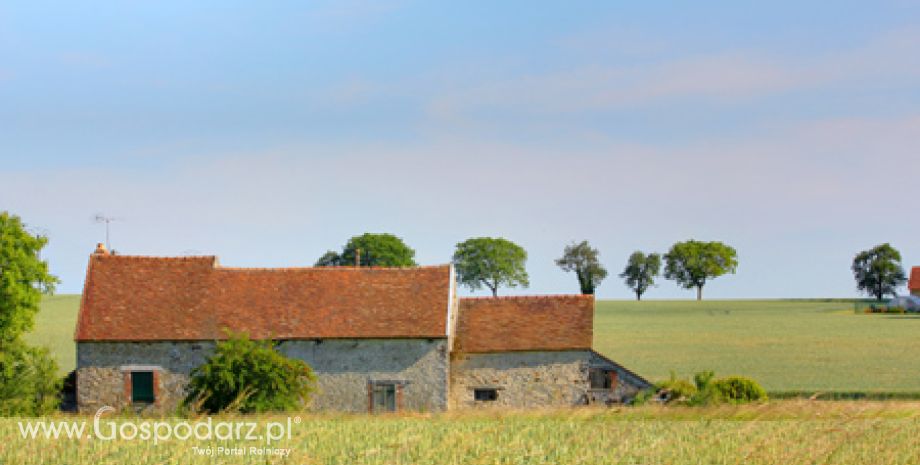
(911, 267, 920, 297)
(75, 245, 649, 413)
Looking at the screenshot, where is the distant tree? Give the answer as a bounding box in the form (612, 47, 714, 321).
(314, 233, 417, 267)
(852, 243, 906, 301)
(619, 251, 661, 301)
(0, 212, 58, 342)
(664, 240, 738, 301)
(453, 237, 529, 297)
(555, 241, 607, 295)
(314, 250, 342, 267)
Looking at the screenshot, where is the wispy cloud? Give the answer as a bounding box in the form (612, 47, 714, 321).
(426, 28, 920, 117)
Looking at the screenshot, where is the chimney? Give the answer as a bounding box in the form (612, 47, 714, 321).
(94, 243, 109, 255)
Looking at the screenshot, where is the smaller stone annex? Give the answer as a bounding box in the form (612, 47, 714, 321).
(75, 244, 650, 413)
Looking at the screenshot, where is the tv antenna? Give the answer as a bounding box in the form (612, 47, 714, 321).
(93, 214, 121, 251)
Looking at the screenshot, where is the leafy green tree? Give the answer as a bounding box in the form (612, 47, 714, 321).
(852, 243, 906, 301)
(453, 237, 529, 297)
(0, 212, 61, 414)
(663, 240, 738, 301)
(619, 251, 661, 301)
(555, 241, 607, 295)
(314, 250, 342, 267)
(186, 332, 317, 413)
(0, 340, 61, 415)
(0, 212, 59, 342)
(314, 233, 417, 267)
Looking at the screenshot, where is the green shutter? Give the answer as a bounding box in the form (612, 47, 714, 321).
(131, 371, 155, 403)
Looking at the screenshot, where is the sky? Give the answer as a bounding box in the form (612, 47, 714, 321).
(1, 1, 919, 298)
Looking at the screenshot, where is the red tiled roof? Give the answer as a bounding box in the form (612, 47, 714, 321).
(911, 267, 920, 291)
(75, 254, 452, 341)
(454, 295, 594, 353)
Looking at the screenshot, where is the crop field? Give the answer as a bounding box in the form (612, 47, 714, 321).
(3, 401, 920, 464)
(594, 299, 920, 394)
(27, 297, 920, 393)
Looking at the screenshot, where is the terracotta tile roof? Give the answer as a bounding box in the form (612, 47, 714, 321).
(911, 267, 920, 291)
(454, 295, 594, 353)
(75, 254, 452, 341)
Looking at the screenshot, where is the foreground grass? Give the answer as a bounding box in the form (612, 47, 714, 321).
(3, 401, 920, 464)
(594, 299, 920, 393)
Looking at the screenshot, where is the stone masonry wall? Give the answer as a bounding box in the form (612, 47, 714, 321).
(76, 341, 216, 414)
(449, 351, 592, 409)
(277, 339, 448, 412)
(77, 338, 449, 414)
(587, 351, 651, 405)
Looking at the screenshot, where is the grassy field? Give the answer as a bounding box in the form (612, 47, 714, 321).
(24, 294, 80, 375)
(594, 299, 920, 393)
(26, 296, 920, 393)
(3, 401, 920, 464)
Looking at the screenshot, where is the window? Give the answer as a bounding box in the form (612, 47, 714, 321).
(131, 371, 155, 404)
(372, 383, 397, 412)
(589, 368, 616, 390)
(474, 388, 498, 402)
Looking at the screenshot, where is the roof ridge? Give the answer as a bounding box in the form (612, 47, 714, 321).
(93, 255, 217, 260)
(459, 294, 593, 300)
(214, 264, 451, 272)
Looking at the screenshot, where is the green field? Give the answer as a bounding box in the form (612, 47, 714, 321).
(594, 299, 920, 393)
(24, 295, 80, 375)
(4, 402, 920, 464)
(26, 296, 920, 393)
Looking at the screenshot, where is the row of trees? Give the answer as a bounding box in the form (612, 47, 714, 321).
(315, 233, 739, 300)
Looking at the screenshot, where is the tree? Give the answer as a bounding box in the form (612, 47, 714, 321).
(0, 212, 59, 342)
(852, 243, 906, 301)
(314, 233, 417, 267)
(314, 250, 342, 267)
(0, 340, 61, 416)
(663, 240, 738, 301)
(619, 251, 661, 300)
(555, 241, 607, 295)
(185, 332, 317, 413)
(0, 212, 61, 415)
(452, 237, 529, 297)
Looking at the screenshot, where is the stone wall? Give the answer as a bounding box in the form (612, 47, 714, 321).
(77, 338, 449, 413)
(277, 339, 449, 412)
(449, 350, 651, 409)
(449, 350, 592, 409)
(587, 351, 652, 405)
(76, 341, 216, 414)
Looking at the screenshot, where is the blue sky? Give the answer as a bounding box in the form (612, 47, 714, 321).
(2, 1, 919, 298)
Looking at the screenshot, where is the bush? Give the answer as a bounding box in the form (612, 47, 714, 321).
(185, 332, 316, 413)
(0, 341, 61, 415)
(646, 371, 767, 406)
(711, 376, 768, 403)
(655, 371, 697, 403)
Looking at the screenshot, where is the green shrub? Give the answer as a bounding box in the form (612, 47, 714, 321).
(656, 371, 697, 403)
(711, 376, 768, 403)
(185, 332, 316, 413)
(646, 371, 767, 406)
(0, 340, 61, 415)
